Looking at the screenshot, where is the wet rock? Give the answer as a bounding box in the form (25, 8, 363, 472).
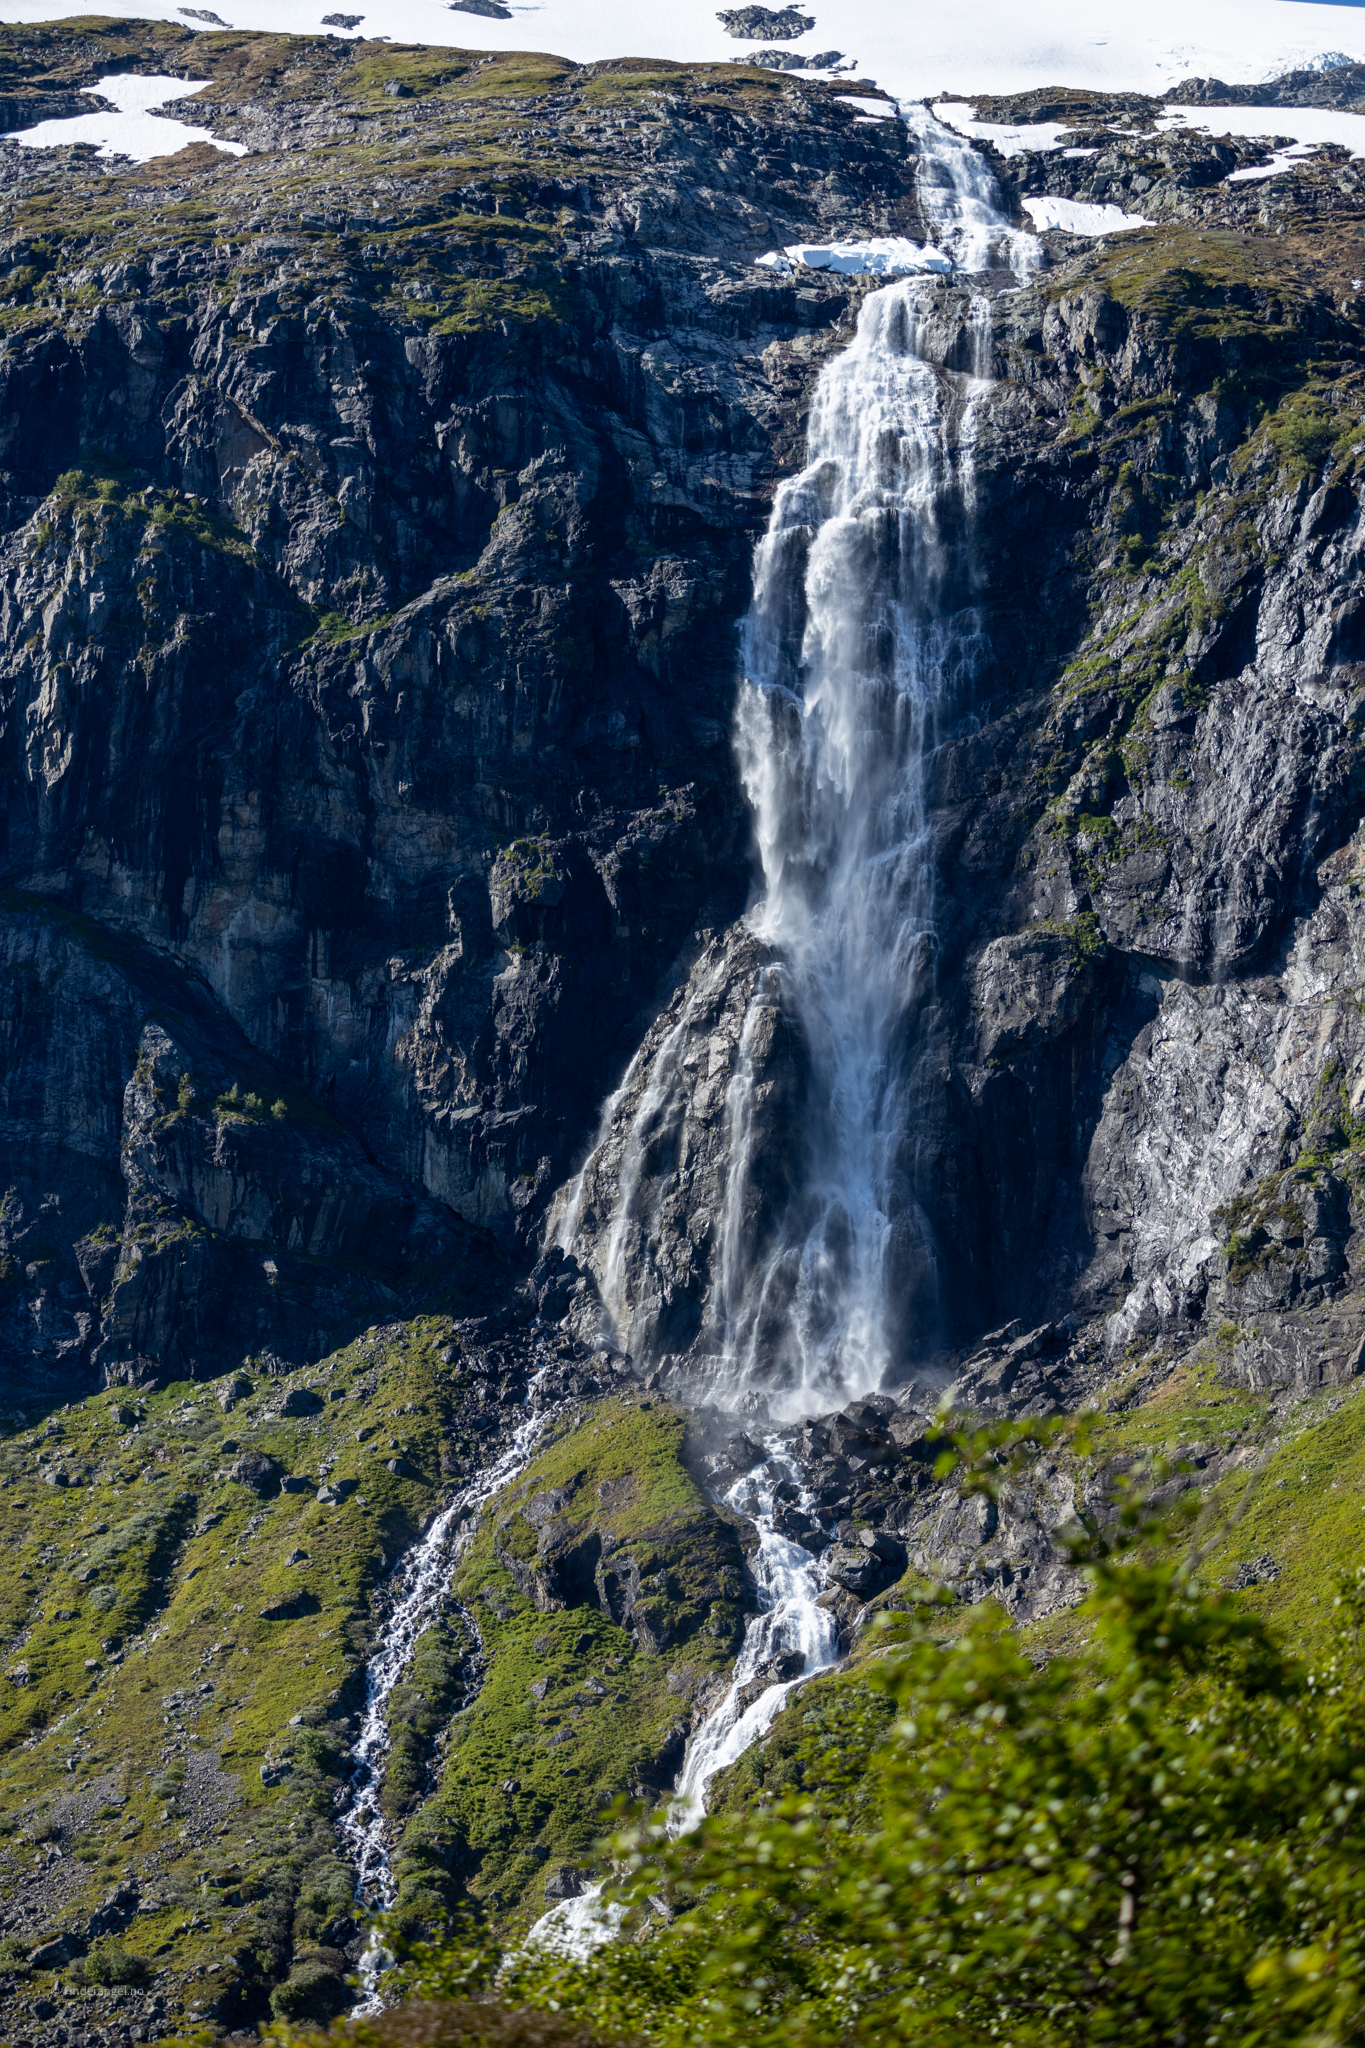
(543, 1864, 587, 1900)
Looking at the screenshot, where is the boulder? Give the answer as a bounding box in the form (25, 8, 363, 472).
(87, 1880, 140, 1939)
(28, 1932, 82, 1969)
(857, 1528, 907, 1566)
(228, 1451, 281, 1496)
(275, 1386, 323, 1418)
(827, 1544, 890, 1597)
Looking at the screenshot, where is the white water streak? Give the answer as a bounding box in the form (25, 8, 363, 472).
(525, 1444, 839, 1957)
(900, 101, 1043, 278)
(520, 113, 1031, 1960)
(341, 1375, 549, 2012)
(671, 1447, 838, 1825)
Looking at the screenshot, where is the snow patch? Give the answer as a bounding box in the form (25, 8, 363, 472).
(3, 73, 248, 161)
(1157, 100, 1365, 162)
(5, 0, 1365, 107)
(836, 92, 895, 117)
(757, 236, 953, 276)
(1228, 142, 1320, 181)
(932, 101, 1078, 155)
(1022, 194, 1155, 233)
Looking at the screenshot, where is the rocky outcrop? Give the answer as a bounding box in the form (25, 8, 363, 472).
(0, 898, 495, 1395)
(557, 158, 1365, 1398)
(6, 22, 1365, 1440)
(491, 1462, 749, 1654)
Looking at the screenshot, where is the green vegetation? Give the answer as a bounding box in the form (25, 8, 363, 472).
(0, 22, 801, 357)
(0, 1317, 496, 2016)
(329, 1436, 1365, 2048)
(0, 1327, 755, 2019)
(397, 1397, 745, 1934)
(213, 1081, 289, 1125)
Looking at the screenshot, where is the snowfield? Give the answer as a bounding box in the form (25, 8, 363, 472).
(1, 0, 1365, 117)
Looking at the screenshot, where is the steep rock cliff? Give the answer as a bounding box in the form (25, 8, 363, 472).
(0, 21, 931, 1392)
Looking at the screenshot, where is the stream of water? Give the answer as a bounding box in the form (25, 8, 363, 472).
(339, 1373, 550, 2011)
(530, 107, 1038, 1955)
(346, 103, 1040, 1983)
(558, 107, 1039, 1421)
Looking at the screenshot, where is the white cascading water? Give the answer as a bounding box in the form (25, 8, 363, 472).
(558, 109, 1038, 1421)
(669, 1446, 838, 1824)
(530, 114, 1038, 1960)
(529, 1439, 837, 1955)
(341, 1376, 549, 2011)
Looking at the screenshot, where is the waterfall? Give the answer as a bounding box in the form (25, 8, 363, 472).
(340, 1372, 550, 2013)
(528, 1439, 839, 1957)
(669, 1444, 839, 1824)
(558, 110, 1039, 1421)
(524, 103, 1038, 1970)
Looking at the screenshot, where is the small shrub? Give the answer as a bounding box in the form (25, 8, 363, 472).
(293, 1729, 343, 1777)
(82, 1942, 148, 1987)
(269, 1959, 351, 2023)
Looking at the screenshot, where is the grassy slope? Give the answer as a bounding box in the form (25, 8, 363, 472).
(0, 1339, 752, 2024)
(414, 1397, 746, 1935)
(0, 20, 809, 343)
(713, 1333, 1365, 1815)
(0, 1316, 467, 2023)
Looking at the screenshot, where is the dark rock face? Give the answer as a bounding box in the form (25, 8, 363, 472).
(0, 20, 929, 1399)
(5, 20, 1365, 1448)
(552, 150, 1365, 1401)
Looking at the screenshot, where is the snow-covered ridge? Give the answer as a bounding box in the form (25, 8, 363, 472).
(2, 0, 1365, 110)
(933, 95, 1365, 184)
